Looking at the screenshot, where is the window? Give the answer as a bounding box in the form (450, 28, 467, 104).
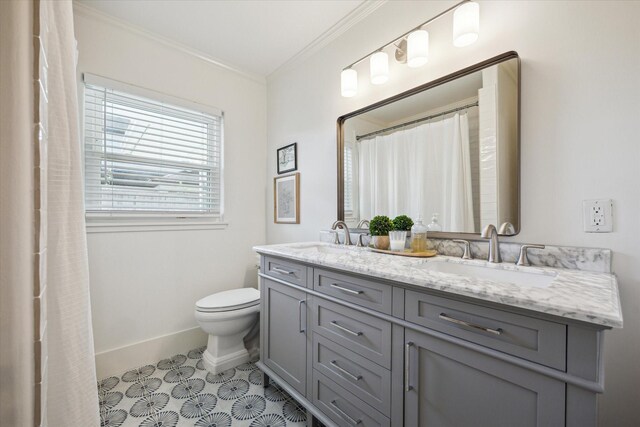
(83, 75, 223, 225)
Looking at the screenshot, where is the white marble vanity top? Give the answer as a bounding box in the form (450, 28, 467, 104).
(254, 241, 623, 328)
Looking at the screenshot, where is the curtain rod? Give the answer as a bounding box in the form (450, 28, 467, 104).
(356, 101, 479, 141)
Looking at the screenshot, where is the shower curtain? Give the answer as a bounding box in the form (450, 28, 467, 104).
(44, 1, 101, 425)
(0, 1, 100, 425)
(358, 113, 475, 232)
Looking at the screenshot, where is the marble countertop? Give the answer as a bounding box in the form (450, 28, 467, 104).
(254, 242, 623, 328)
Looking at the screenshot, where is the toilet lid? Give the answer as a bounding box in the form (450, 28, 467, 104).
(196, 288, 260, 312)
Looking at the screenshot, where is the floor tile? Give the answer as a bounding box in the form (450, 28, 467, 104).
(97, 347, 307, 427)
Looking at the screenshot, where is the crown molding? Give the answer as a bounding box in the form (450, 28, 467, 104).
(73, 2, 266, 85)
(268, 0, 387, 80)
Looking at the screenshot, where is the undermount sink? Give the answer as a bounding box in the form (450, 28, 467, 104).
(418, 261, 556, 288)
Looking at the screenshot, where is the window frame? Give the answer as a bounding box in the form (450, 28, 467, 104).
(81, 74, 226, 232)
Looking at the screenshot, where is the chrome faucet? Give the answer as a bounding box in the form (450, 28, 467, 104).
(331, 220, 352, 245)
(481, 224, 501, 263)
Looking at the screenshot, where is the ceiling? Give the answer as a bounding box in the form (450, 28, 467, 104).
(363, 70, 482, 125)
(75, 0, 367, 77)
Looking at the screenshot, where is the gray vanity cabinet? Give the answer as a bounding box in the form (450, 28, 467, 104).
(257, 254, 608, 427)
(404, 329, 565, 427)
(261, 278, 308, 395)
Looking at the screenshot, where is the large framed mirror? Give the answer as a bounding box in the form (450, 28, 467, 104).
(337, 51, 520, 238)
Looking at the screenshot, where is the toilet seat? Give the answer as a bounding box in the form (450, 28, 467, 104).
(196, 288, 259, 313)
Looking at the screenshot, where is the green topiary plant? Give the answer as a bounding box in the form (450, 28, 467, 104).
(369, 215, 393, 236)
(392, 215, 414, 231)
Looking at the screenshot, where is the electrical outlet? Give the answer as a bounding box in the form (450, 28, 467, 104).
(583, 199, 613, 232)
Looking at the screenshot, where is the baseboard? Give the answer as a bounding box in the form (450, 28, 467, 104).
(95, 327, 207, 379)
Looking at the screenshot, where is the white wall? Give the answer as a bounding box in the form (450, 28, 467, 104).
(266, 1, 640, 425)
(74, 8, 267, 377)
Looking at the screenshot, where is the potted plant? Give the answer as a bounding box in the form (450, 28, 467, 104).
(369, 215, 393, 250)
(392, 215, 414, 233)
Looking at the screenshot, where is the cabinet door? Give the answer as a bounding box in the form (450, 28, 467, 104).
(262, 278, 307, 395)
(404, 330, 565, 427)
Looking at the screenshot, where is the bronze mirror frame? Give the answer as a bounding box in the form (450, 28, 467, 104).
(336, 51, 521, 239)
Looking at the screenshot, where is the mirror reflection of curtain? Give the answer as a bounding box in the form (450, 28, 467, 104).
(358, 113, 475, 232)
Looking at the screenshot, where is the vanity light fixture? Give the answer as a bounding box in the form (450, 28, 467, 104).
(370, 51, 389, 85)
(341, 68, 358, 97)
(407, 29, 429, 68)
(453, 1, 480, 47)
(340, 0, 479, 97)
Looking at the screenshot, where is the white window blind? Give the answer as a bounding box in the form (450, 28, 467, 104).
(83, 75, 223, 218)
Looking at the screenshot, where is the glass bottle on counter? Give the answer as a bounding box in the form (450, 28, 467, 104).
(410, 216, 428, 253)
(427, 213, 442, 232)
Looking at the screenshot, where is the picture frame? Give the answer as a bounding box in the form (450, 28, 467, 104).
(274, 173, 300, 224)
(277, 142, 297, 174)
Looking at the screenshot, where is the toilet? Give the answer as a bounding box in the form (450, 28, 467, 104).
(195, 287, 260, 374)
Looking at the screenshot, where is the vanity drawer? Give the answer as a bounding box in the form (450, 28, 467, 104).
(313, 268, 392, 314)
(405, 290, 567, 370)
(263, 256, 308, 288)
(313, 370, 390, 427)
(312, 298, 391, 368)
(312, 333, 391, 416)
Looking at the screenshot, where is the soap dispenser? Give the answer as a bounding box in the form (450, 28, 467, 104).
(410, 216, 428, 253)
(427, 213, 442, 232)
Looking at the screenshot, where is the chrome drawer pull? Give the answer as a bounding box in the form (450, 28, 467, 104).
(439, 313, 503, 335)
(330, 283, 364, 295)
(404, 342, 414, 392)
(330, 320, 363, 336)
(330, 360, 362, 381)
(330, 400, 362, 425)
(272, 267, 294, 275)
(298, 300, 306, 333)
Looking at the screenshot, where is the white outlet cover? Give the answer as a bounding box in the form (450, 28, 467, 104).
(583, 199, 613, 232)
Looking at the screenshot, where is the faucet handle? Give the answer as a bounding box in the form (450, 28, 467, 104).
(452, 239, 472, 260)
(516, 244, 546, 266)
(329, 230, 340, 245)
(356, 232, 369, 247)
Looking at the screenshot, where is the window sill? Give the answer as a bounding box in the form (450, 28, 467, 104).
(86, 217, 228, 233)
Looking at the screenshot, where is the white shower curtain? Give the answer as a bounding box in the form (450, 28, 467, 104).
(358, 113, 475, 232)
(44, 1, 101, 425)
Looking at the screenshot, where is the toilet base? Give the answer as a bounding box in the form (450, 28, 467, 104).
(202, 347, 251, 374)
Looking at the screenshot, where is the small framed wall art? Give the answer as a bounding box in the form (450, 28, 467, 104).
(277, 142, 297, 174)
(274, 173, 300, 224)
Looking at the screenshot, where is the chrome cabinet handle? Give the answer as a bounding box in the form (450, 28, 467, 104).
(330, 283, 364, 295)
(272, 267, 294, 275)
(405, 341, 414, 392)
(298, 300, 306, 333)
(330, 320, 363, 336)
(330, 400, 362, 425)
(439, 313, 502, 335)
(330, 360, 362, 381)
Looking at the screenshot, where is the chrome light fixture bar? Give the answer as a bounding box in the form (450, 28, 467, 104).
(340, 0, 479, 97)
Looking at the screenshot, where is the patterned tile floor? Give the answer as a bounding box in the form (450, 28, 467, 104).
(97, 346, 307, 427)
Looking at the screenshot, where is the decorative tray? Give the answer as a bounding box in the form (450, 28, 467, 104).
(369, 248, 437, 258)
